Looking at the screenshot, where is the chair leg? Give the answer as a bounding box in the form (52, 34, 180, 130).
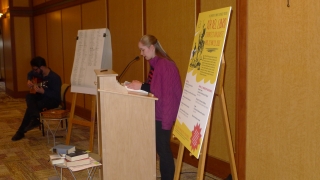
(41, 121, 45, 136)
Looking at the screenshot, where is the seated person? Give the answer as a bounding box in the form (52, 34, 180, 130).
(11, 56, 62, 141)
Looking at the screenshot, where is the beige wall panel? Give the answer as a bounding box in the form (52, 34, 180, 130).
(13, 0, 29, 7)
(247, 0, 320, 179)
(81, 0, 106, 29)
(108, 0, 143, 82)
(33, 0, 46, 6)
(34, 14, 48, 59)
(61, 5, 81, 105)
(3, 17, 13, 90)
(14, 17, 32, 92)
(146, 0, 195, 84)
(81, 0, 107, 110)
(201, 0, 237, 162)
(46, 11, 64, 80)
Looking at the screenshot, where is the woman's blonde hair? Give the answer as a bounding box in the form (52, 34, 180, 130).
(140, 35, 173, 61)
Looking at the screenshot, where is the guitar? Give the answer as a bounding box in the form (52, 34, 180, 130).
(30, 77, 48, 94)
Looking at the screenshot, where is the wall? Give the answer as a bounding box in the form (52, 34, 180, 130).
(2, 15, 12, 89)
(14, 17, 32, 92)
(33, 0, 46, 6)
(0, 33, 4, 80)
(0, 1, 4, 80)
(0, 0, 34, 96)
(108, 0, 144, 82)
(247, 0, 320, 179)
(13, 0, 29, 7)
(33, 0, 107, 117)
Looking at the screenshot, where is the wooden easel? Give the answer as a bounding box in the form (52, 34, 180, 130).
(65, 92, 96, 152)
(174, 54, 238, 180)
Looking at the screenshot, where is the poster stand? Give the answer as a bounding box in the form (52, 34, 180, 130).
(65, 28, 112, 152)
(174, 54, 238, 180)
(65, 93, 96, 151)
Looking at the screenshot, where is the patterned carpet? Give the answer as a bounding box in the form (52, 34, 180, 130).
(0, 82, 100, 180)
(0, 82, 221, 180)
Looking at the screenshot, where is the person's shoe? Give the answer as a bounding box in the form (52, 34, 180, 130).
(11, 131, 25, 141)
(24, 119, 41, 132)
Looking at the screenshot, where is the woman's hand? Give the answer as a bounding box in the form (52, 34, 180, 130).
(126, 80, 142, 90)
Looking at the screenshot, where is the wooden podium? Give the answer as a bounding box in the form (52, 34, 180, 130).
(95, 70, 158, 180)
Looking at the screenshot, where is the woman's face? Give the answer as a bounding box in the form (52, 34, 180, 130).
(138, 42, 155, 60)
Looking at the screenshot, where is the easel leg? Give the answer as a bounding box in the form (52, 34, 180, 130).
(173, 110, 213, 180)
(220, 88, 238, 180)
(89, 96, 96, 151)
(66, 93, 77, 145)
(173, 142, 185, 180)
(196, 110, 212, 180)
(65, 93, 96, 152)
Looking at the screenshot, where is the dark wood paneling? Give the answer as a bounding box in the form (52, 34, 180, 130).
(108, 0, 143, 82)
(33, 14, 48, 60)
(33, 0, 96, 16)
(3, 16, 14, 91)
(61, 5, 81, 104)
(236, 0, 247, 179)
(46, 11, 64, 79)
(81, 1, 107, 111)
(145, 0, 195, 84)
(14, 17, 33, 92)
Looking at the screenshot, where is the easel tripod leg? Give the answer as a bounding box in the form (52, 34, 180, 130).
(220, 88, 238, 180)
(88, 96, 96, 151)
(66, 93, 77, 145)
(196, 110, 212, 180)
(173, 142, 185, 180)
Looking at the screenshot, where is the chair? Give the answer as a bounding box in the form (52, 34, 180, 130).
(40, 84, 70, 145)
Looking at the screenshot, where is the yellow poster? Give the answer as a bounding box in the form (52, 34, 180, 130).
(173, 7, 232, 158)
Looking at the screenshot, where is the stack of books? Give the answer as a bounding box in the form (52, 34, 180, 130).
(49, 154, 65, 165)
(49, 144, 75, 165)
(69, 157, 102, 172)
(49, 144, 90, 167)
(53, 144, 76, 155)
(64, 149, 90, 167)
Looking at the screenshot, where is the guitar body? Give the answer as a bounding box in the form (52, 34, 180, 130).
(30, 77, 48, 94)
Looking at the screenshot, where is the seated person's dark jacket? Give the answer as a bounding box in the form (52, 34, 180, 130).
(27, 69, 61, 106)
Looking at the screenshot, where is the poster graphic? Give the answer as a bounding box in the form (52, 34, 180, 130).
(172, 7, 232, 158)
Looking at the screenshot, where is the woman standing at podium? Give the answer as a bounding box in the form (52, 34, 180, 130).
(127, 35, 182, 180)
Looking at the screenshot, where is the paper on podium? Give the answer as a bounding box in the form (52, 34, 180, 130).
(123, 81, 148, 95)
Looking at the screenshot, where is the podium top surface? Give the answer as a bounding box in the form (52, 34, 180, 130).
(95, 69, 158, 100)
(94, 69, 118, 77)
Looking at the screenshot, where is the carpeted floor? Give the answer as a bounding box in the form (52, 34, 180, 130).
(0, 82, 221, 180)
